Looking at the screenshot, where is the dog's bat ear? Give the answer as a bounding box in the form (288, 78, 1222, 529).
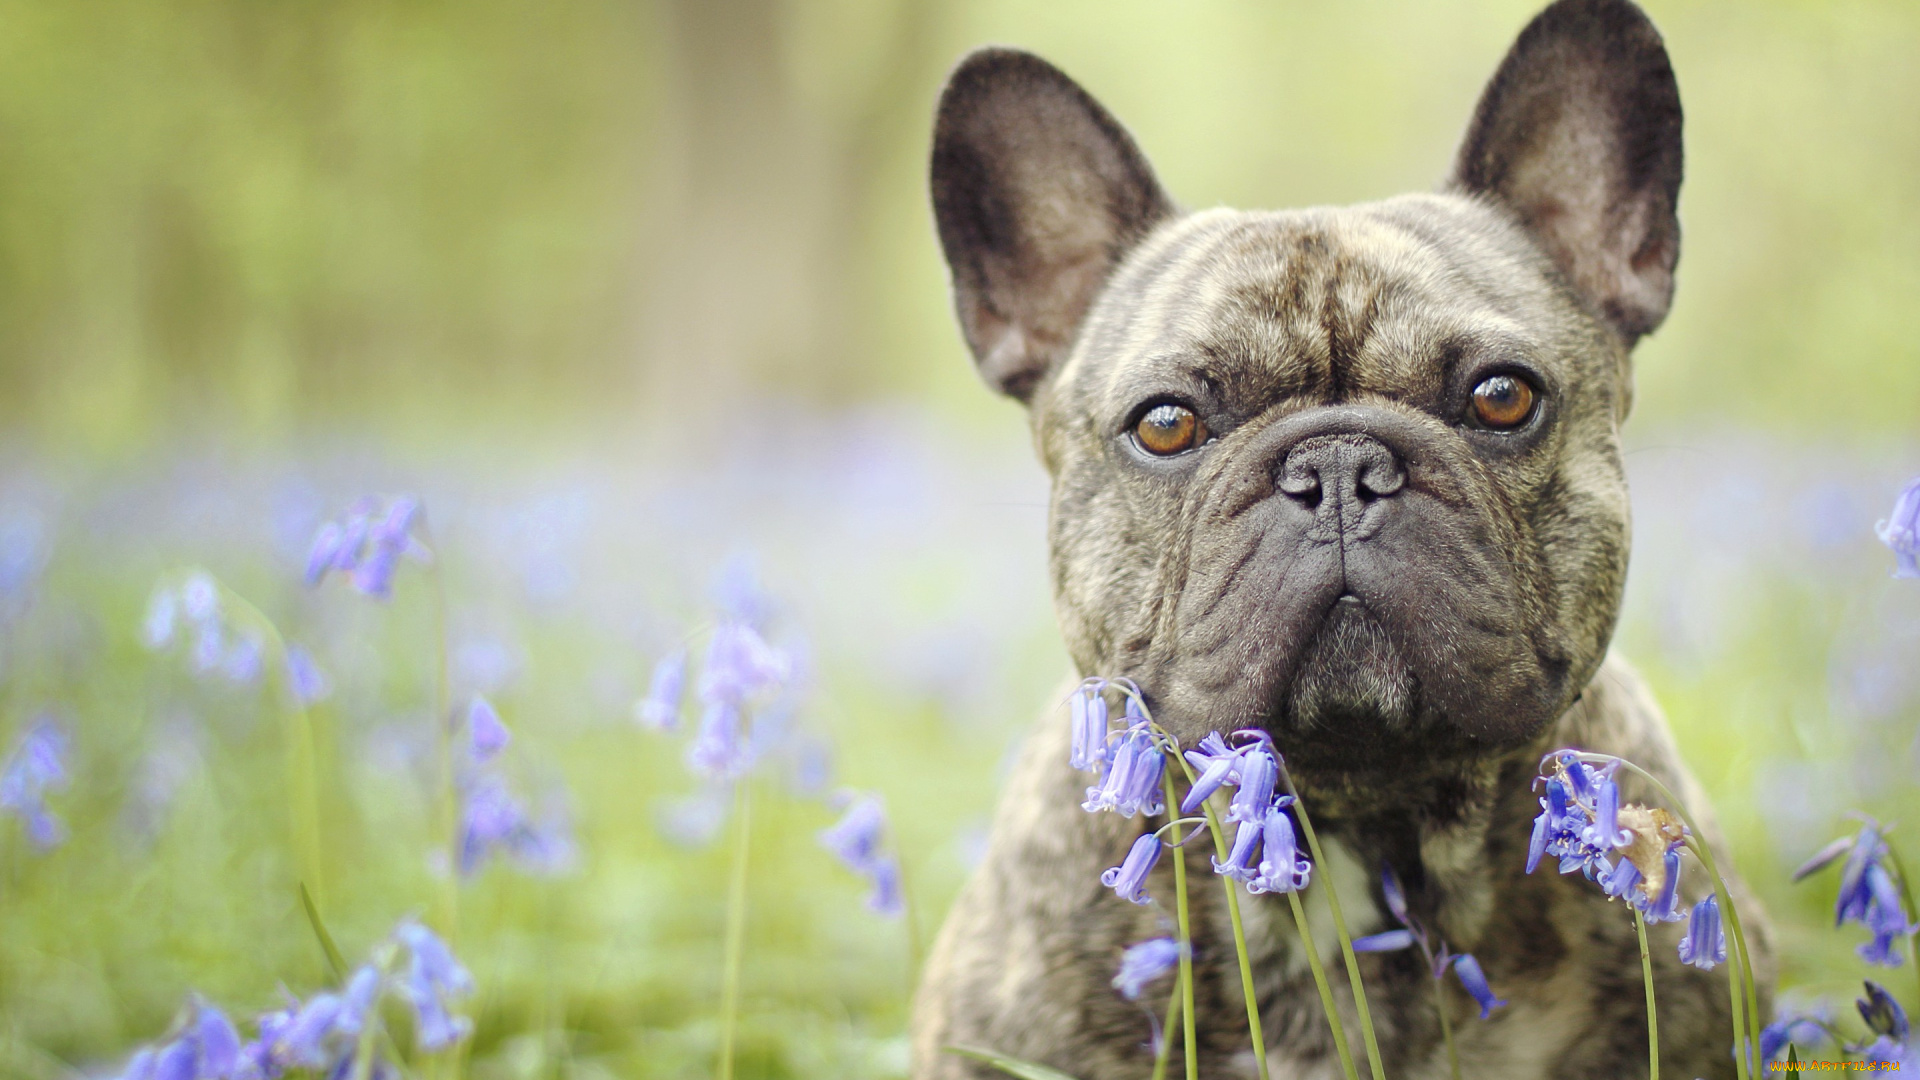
(930, 49, 1175, 402)
(1452, 0, 1682, 346)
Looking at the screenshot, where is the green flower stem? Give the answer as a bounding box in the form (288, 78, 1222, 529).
(1161, 771, 1199, 1080)
(1153, 973, 1182, 1080)
(717, 780, 753, 1080)
(1160, 740, 1273, 1080)
(1636, 908, 1659, 1080)
(1876, 843, 1920, 1017)
(1430, 969, 1459, 1080)
(1579, 755, 1758, 1080)
(219, 587, 325, 913)
(1275, 769, 1386, 1080)
(1287, 888, 1360, 1080)
(427, 556, 461, 953)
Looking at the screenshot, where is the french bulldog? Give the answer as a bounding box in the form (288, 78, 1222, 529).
(911, 0, 1773, 1077)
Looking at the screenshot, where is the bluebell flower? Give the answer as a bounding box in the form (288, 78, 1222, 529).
(1597, 855, 1642, 903)
(1643, 845, 1686, 923)
(458, 773, 528, 876)
(466, 696, 510, 763)
(1350, 929, 1418, 952)
(220, 636, 262, 685)
(303, 521, 343, 586)
(634, 649, 687, 731)
(863, 854, 905, 917)
(1353, 864, 1507, 1019)
(1112, 938, 1184, 1001)
(305, 496, 430, 599)
(1529, 752, 1689, 918)
(1859, 979, 1909, 1042)
(1226, 743, 1277, 825)
(112, 997, 245, 1080)
(1579, 773, 1630, 852)
(1759, 1011, 1829, 1062)
(1678, 894, 1727, 969)
(1797, 818, 1917, 967)
(284, 646, 331, 706)
(181, 573, 219, 623)
(1179, 733, 1239, 812)
(1450, 954, 1508, 1019)
(190, 624, 225, 676)
(1213, 817, 1263, 884)
(395, 918, 475, 1051)
(143, 587, 179, 649)
(1876, 476, 1920, 579)
(1082, 725, 1165, 817)
(687, 700, 752, 779)
(820, 794, 886, 868)
(1068, 680, 1112, 774)
(0, 716, 69, 851)
(698, 622, 790, 707)
(1102, 834, 1162, 905)
(818, 792, 905, 918)
(1247, 800, 1311, 895)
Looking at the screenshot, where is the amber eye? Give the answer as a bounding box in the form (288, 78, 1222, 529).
(1134, 403, 1207, 456)
(1470, 374, 1537, 430)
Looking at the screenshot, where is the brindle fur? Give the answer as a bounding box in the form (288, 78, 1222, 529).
(913, 2, 1773, 1077)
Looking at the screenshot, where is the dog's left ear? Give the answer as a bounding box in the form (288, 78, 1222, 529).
(1452, 0, 1683, 345)
(930, 49, 1175, 402)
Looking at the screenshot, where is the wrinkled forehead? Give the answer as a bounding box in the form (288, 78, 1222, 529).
(1055, 195, 1571, 412)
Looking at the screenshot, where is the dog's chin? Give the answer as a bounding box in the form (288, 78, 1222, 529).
(1269, 597, 1462, 771)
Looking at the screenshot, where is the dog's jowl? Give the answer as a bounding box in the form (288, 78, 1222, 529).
(912, 1, 1772, 1077)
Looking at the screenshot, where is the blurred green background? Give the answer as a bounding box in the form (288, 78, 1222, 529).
(1, 0, 1918, 1076)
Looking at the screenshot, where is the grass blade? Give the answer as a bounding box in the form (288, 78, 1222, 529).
(299, 881, 348, 981)
(944, 1045, 1081, 1080)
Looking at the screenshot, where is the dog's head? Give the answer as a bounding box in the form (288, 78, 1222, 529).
(929, 0, 1681, 771)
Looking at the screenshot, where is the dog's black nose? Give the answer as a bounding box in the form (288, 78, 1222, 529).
(1278, 433, 1405, 533)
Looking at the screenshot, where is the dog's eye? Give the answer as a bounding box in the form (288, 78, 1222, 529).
(1134, 404, 1206, 456)
(1470, 375, 1536, 430)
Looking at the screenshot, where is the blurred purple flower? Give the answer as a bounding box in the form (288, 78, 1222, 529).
(220, 637, 262, 685)
(1348, 864, 1507, 1019)
(1451, 954, 1508, 1019)
(1, 716, 69, 851)
(1760, 1009, 1830, 1062)
(1876, 476, 1920, 578)
(466, 696, 510, 763)
(284, 646, 330, 706)
(634, 649, 686, 731)
(395, 918, 475, 1051)
(1112, 938, 1183, 1001)
(143, 588, 179, 650)
(305, 496, 430, 599)
(1798, 818, 1918, 967)
(820, 792, 905, 917)
(108, 998, 240, 1080)
(698, 622, 789, 707)
(686, 701, 751, 780)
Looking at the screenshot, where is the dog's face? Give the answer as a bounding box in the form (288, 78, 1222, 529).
(930, 0, 1682, 771)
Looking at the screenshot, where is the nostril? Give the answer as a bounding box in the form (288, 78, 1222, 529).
(1278, 464, 1323, 509)
(1356, 459, 1406, 501)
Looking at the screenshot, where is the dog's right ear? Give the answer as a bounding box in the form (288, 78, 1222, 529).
(930, 49, 1175, 403)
